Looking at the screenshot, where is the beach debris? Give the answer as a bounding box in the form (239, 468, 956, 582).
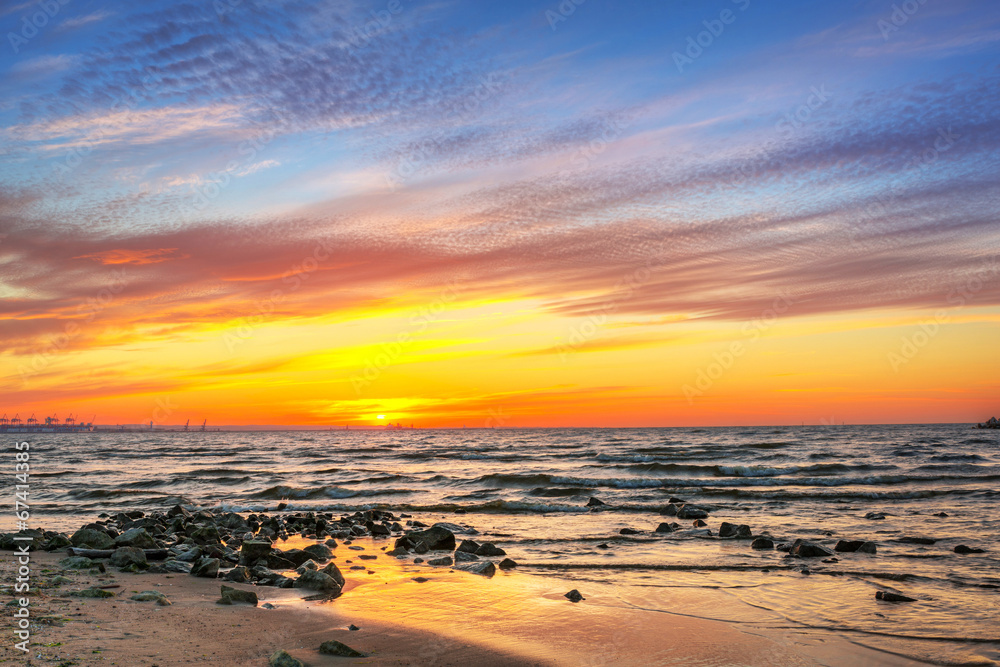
(456, 560, 497, 577)
(718, 522, 753, 539)
(269, 649, 304, 667)
(499, 558, 518, 570)
(864, 512, 886, 520)
(750, 537, 774, 550)
(788, 539, 834, 558)
(875, 591, 917, 603)
(319, 639, 366, 657)
(586, 497, 606, 507)
(565, 589, 585, 602)
(954, 545, 985, 554)
(217, 584, 259, 606)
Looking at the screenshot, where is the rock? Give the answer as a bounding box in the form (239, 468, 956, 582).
(302, 543, 333, 562)
(875, 591, 917, 603)
(70, 528, 114, 550)
(427, 556, 452, 566)
(217, 584, 258, 606)
(677, 506, 709, 520)
(789, 539, 834, 558)
(692, 519, 707, 528)
(239, 540, 272, 564)
(348, 624, 359, 631)
(191, 557, 220, 578)
(857, 542, 877, 554)
(268, 649, 304, 667)
(864, 512, 886, 520)
(476, 543, 506, 557)
(718, 523, 753, 539)
(954, 545, 985, 554)
(412, 576, 430, 583)
(654, 522, 677, 533)
(659, 504, 679, 516)
(386, 547, 409, 557)
(176, 547, 202, 562)
(59, 556, 95, 570)
(319, 640, 366, 657)
(586, 497, 606, 507)
(498, 558, 518, 570)
(934, 512, 948, 518)
(223, 566, 251, 583)
(564, 589, 584, 602)
(619, 528, 640, 535)
(110, 546, 148, 569)
(398, 524, 456, 551)
(821, 558, 839, 563)
(456, 561, 496, 577)
(294, 569, 342, 594)
(596, 543, 609, 549)
(750, 537, 774, 550)
(834, 540, 864, 552)
(295, 560, 319, 573)
(190, 525, 222, 545)
(457, 539, 481, 554)
(130, 591, 167, 602)
(71, 587, 115, 598)
(282, 549, 315, 566)
(114, 528, 157, 550)
(454, 550, 478, 562)
(163, 559, 193, 573)
(321, 561, 346, 587)
(266, 554, 296, 570)
(897, 536, 936, 545)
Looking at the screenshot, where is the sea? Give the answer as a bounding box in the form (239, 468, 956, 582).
(17, 424, 1000, 665)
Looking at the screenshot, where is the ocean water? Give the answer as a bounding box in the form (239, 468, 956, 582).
(16, 425, 1000, 664)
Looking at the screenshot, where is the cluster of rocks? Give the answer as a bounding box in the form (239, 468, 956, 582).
(976, 416, 999, 429)
(269, 640, 365, 667)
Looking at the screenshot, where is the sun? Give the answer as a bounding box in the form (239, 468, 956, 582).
(377, 415, 386, 420)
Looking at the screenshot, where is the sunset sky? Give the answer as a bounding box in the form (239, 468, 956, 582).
(2, 0, 999, 427)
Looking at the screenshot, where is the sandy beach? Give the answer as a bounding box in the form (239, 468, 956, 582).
(1, 517, 922, 667)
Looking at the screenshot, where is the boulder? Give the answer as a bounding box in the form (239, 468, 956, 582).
(897, 536, 936, 545)
(398, 524, 456, 551)
(677, 506, 709, 520)
(427, 556, 452, 566)
(217, 584, 258, 606)
(130, 591, 167, 602)
(789, 539, 834, 558)
(564, 589, 584, 602)
(269, 650, 304, 667)
(294, 569, 342, 594)
(476, 543, 506, 557)
(114, 528, 157, 550)
(498, 558, 518, 570)
(190, 525, 222, 545)
(70, 528, 113, 550)
(718, 523, 753, 539)
(875, 591, 916, 603)
(321, 562, 346, 587)
(857, 541, 877, 554)
(223, 566, 251, 583)
(456, 560, 496, 577)
(319, 640, 366, 657)
(834, 540, 864, 552)
(586, 497, 606, 507)
(302, 543, 333, 562)
(454, 550, 478, 562)
(110, 546, 148, 569)
(281, 549, 314, 566)
(239, 540, 272, 564)
(59, 556, 95, 570)
(659, 504, 679, 516)
(954, 545, 985, 554)
(864, 512, 886, 520)
(750, 537, 774, 550)
(457, 539, 481, 554)
(619, 528, 640, 535)
(654, 522, 677, 533)
(163, 560, 193, 573)
(191, 557, 220, 578)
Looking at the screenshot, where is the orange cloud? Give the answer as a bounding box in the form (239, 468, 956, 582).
(75, 248, 185, 265)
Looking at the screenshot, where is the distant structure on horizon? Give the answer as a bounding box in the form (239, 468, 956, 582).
(0, 413, 94, 433)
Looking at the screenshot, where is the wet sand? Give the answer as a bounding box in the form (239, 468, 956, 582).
(0, 541, 920, 666)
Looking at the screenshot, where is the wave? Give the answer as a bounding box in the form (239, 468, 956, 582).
(248, 485, 417, 500)
(475, 472, 1000, 489)
(69, 488, 171, 499)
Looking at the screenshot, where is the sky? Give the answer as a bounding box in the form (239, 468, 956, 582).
(1, 0, 999, 427)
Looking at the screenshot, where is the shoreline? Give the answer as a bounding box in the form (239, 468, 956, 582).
(0, 509, 928, 666)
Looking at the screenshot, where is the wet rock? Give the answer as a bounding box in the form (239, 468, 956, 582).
(750, 537, 774, 550)
(564, 589, 585, 602)
(176, 547, 202, 563)
(875, 591, 917, 603)
(70, 528, 114, 550)
(358, 554, 377, 561)
(217, 584, 258, 606)
(954, 545, 985, 554)
(295, 560, 318, 573)
(619, 528, 640, 535)
(821, 558, 839, 563)
(692, 519, 707, 528)
(163, 559, 193, 574)
(59, 556, 96, 570)
(586, 497, 606, 507)
(456, 560, 496, 577)
(386, 546, 409, 557)
(110, 546, 148, 569)
(397, 524, 456, 551)
(269, 649, 304, 667)
(857, 542, 877, 554)
(294, 569, 342, 594)
(319, 640, 366, 657)
(934, 512, 948, 518)
(190, 525, 222, 545)
(834, 540, 864, 552)
(596, 543, 610, 549)
(897, 536, 936, 545)
(114, 528, 157, 550)
(239, 540, 273, 564)
(454, 550, 478, 562)
(659, 504, 679, 516)
(427, 556, 453, 566)
(498, 558, 518, 570)
(191, 557, 220, 578)
(457, 539, 481, 554)
(321, 561, 346, 587)
(412, 576, 430, 583)
(654, 522, 678, 533)
(677, 506, 709, 520)
(789, 539, 834, 558)
(71, 587, 115, 598)
(130, 590, 168, 602)
(266, 554, 296, 570)
(348, 624, 359, 631)
(282, 549, 315, 566)
(223, 565, 251, 583)
(718, 523, 753, 539)
(864, 512, 886, 520)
